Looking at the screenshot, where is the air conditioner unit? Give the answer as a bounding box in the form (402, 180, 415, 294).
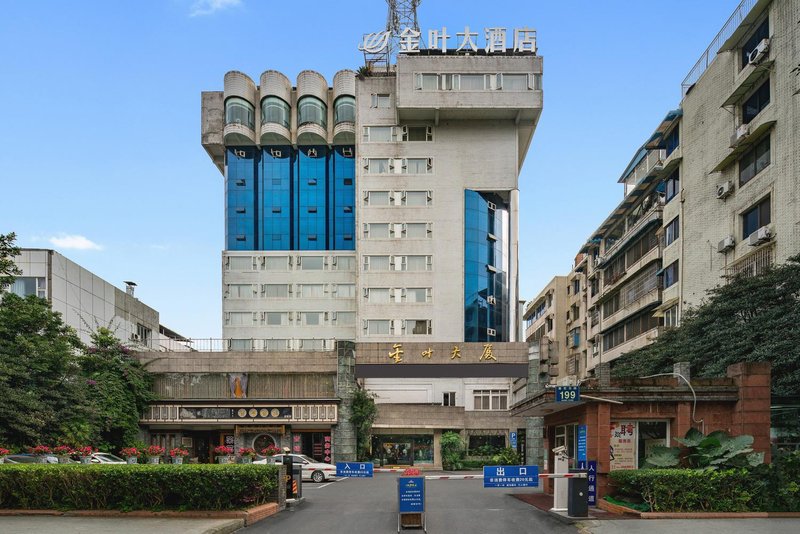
(748, 38, 770, 65)
(342, 147, 353, 157)
(487, 201, 497, 211)
(748, 226, 772, 246)
(487, 295, 496, 305)
(716, 180, 734, 199)
(234, 149, 246, 158)
(730, 124, 750, 147)
(486, 328, 497, 337)
(718, 235, 736, 253)
(130, 333, 141, 342)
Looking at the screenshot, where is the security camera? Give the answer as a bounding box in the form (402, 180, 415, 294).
(552, 445, 567, 455)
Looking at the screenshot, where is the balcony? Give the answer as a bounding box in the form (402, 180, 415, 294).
(600, 204, 663, 267)
(601, 326, 661, 364)
(601, 287, 660, 331)
(622, 149, 666, 191)
(223, 121, 256, 146)
(602, 245, 661, 294)
(725, 242, 774, 279)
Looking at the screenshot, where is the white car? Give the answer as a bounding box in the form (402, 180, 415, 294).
(90, 453, 127, 464)
(254, 453, 337, 483)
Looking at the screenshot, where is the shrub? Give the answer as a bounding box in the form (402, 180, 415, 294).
(440, 431, 464, 471)
(491, 447, 521, 466)
(0, 464, 280, 511)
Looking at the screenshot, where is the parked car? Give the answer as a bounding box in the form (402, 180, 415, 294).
(255, 453, 337, 483)
(90, 452, 127, 464)
(3, 454, 60, 464)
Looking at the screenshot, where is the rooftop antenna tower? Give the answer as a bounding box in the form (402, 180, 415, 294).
(361, 0, 421, 73)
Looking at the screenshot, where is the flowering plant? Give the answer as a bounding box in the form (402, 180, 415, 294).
(402, 468, 421, 476)
(0, 448, 11, 456)
(260, 445, 281, 457)
(28, 445, 51, 455)
(73, 446, 95, 457)
(213, 445, 234, 455)
(169, 447, 189, 457)
(53, 445, 74, 456)
(120, 447, 140, 458)
(144, 445, 165, 458)
(238, 447, 256, 458)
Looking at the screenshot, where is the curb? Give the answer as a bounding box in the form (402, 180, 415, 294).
(201, 519, 245, 534)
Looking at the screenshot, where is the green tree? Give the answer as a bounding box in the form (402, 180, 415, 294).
(0, 232, 22, 289)
(440, 431, 465, 470)
(80, 328, 154, 450)
(0, 293, 86, 447)
(612, 255, 800, 397)
(350, 388, 377, 460)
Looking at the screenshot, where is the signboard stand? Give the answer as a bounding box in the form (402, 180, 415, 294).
(397, 476, 426, 532)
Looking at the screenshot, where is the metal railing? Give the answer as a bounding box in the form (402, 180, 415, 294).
(681, 0, 757, 96)
(725, 243, 775, 279)
(151, 338, 339, 353)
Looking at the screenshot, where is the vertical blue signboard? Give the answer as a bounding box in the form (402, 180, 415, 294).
(398, 477, 425, 513)
(587, 461, 597, 505)
(510, 431, 517, 449)
(577, 425, 587, 463)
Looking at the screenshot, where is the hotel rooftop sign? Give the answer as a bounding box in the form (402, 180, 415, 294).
(359, 26, 537, 55)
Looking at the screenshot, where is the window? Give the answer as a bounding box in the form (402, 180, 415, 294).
(227, 284, 254, 298)
(264, 339, 288, 351)
(416, 73, 439, 90)
(225, 97, 255, 129)
(603, 293, 620, 318)
(603, 325, 625, 351)
(604, 255, 626, 286)
(405, 255, 431, 271)
(9, 277, 46, 298)
(365, 191, 391, 205)
(739, 135, 770, 186)
(572, 278, 580, 294)
(473, 390, 508, 411)
(664, 169, 680, 202)
(404, 223, 430, 238)
(404, 191, 431, 206)
(302, 312, 323, 326)
(333, 256, 356, 270)
(664, 126, 680, 157)
(334, 95, 355, 124)
(366, 287, 391, 303)
(364, 256, 391, 271)
(227, 312, 255, 326)
(136, 323, 152, 346)
(335, 311, 356, 325)
(335, 284, 356, 298)
(742, 196, 771, 239)
(742, 80, 770, 123)
(625, 313, 660, 339)
(227, 256, 253, 270)
(300, 256, 324, 270)
(366, 319, 392, 335)
(663, 261, 679, 288)
(297, 96, 327, 128)
(460, 74, 486, 90)
(741, 17, 769, 70)
(665, 217, 680, 246)
(625, 229, 659, 266)
(364, 223, 391, 239)
(363, 126, 395, 142)
(265, 312, 287, 326)
(299, 284, 325, 298)
(264, 256, 288, 271)
(406, 288, 430, 303)
(371, 93, 391, 108)
(366, 158, 390, 174)
(590, 277, 599, 297)
(664, 305, 680, 328)
(263, 284, 289, 298)
(442, 392, 456, 406)
(229, 339, 252, 351)
(502, 73, 529, 90)
(405, 158, 431, 174)
(405, 319, 432, 335)
(260, 96, 290, 129)
(554, 425, 577, 466)
(403, 126, 432, 142)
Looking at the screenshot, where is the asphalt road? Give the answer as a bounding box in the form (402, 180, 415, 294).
(242, 474, 576, 534)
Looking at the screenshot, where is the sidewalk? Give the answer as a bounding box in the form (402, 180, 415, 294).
(0, 516, 243, 534)
(578, 518, 800, 534)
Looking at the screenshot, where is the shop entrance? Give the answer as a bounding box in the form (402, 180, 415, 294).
(371, 434, 434, 466)
(293, 431, 332, 462)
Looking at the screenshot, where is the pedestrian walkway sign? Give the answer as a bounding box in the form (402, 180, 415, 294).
(336, 462, 374, 477)
(483, 465, 539, 488)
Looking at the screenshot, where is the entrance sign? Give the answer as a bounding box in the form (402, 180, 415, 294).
(609, 421, 636, 470)
(483, 465, 539, 488)
(555, 386, 580, 402)
(336, 462, 374, 478)
(587, 461, 597, 505)
(577, 425, 587, 463)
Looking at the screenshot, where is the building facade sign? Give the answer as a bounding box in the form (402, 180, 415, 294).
(360, 26, 537, 55)
(387, 343, 500, 363)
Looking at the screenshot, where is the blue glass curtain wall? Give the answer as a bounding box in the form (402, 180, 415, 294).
(224, 146, 355, 251)
(464, 190, 509, 342)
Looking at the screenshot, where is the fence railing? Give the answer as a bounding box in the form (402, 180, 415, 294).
(152, 338, 339, 353)
(681, 0, 757, 96)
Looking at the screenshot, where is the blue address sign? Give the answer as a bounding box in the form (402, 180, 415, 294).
(555, 386, 580, 402)
(483, 465, 539, 488)
(336, 462, 374, 477)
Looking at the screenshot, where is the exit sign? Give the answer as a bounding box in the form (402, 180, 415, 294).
(555, 386, 580, 402)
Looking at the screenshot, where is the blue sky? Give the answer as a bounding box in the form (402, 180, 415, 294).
(0, 0, 741, 338)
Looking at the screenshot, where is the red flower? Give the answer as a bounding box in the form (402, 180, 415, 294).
(28, 445, 51, 455)
(169, 448, 189, 457)
(238, 447, 256, 457)
(402, 468, 421, 476)
(213, 446, 234, 455)
(121, 447, 140, 457)
(144, 445, 165, 457)
(260, 445, 281, 457)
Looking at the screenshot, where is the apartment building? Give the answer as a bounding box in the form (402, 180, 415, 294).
(523, 276, 567, 382)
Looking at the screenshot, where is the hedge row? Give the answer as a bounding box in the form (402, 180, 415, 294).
(608, 451, 800, 513)
(0, 464, 280, 511)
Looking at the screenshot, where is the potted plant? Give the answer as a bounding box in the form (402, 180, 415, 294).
(238, 447, 256, 464)
(74, 446, 95, 464)
(28, 445, 51, 463)
(261, 445, 281, 458)
(0, 448, 10, 463)
(53, 445, 74, 464)
(121, 447, 141, 464)
(144, 445, 165, 464)
(214, 445, 234, 464)
(169, 447, 189, 464)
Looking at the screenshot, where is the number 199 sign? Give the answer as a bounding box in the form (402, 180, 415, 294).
(555, 386, 580, 402)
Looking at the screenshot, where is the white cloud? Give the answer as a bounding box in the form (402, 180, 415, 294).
(190, 0, 241, 17)
(48, 234, 103, 251)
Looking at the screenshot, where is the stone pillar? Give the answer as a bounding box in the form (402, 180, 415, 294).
(673, 361, 691, 381)
(728, 362, 771, 463)
(596, 362, 611, 388)
(333, 340, 357, 461)
(525, 342, 548, 468)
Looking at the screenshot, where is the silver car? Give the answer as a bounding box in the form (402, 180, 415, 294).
(255, 453, 338, 483)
